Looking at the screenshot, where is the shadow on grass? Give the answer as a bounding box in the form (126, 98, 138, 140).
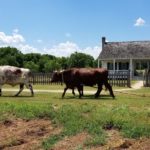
(62, 94, 115, 100)
(0, 95, 33, 98)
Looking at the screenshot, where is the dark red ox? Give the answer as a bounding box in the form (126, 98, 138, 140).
(51, 68, 115, 98)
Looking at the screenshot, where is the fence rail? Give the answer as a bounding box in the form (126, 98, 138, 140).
(143, 69, 150, 87)
(30, 70, 131, 87)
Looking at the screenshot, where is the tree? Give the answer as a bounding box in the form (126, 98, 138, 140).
(58, 57, 69, 69)
(44, 60, 61, 72)
(24, 53, 41, 63)
(68, 52, 95, 68)
(0, 47, 24, 67)
(24, 61, 39, 72)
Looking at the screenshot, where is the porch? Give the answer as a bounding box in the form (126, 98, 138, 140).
(99, 59, 150, 79)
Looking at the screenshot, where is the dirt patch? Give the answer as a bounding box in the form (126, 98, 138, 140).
(53, 130, 150, 150)
(52, 132, 90, 150)
(0, 120, 149, 150)
(90, 130, 150, 150)
(0, 119, 61, 150)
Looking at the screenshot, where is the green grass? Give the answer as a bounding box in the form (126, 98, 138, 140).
(0, 87, 150, 149)
(3, 83, 129, 91)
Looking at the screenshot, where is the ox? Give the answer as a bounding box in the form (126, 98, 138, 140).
(0, 65, 34, 96)
(51, 68, 115, 98)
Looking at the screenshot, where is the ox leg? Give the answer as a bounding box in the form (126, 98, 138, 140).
(95, 83, 103, 98)
(77, 88, 82, 98)
(72, 88, 75, 95)
(62, 87, 68, 98)
(0, 88, 2, 96)
(104, 82, 115, 99)
(28, 84, 34, 96)
(81, 85, 84, 96)
(78, 85, 84, 98)
(25, 83, 34, 96)
(15, 84, 24, 96)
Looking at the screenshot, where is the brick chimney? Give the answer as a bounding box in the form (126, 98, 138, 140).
(102, 37, 106, 50)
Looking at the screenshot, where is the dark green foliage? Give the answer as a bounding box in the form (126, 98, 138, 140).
(0, 47, 97, 72)
(68, 52, 95, 68)
(0, 47, 23, 67)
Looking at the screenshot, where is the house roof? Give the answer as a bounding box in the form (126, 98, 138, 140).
(99, 40, 150, 60)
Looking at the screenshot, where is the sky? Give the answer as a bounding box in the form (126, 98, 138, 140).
(0, 0, 150, 59)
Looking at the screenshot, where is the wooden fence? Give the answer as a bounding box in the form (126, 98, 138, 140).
(30, 73, 52, 84)
(30, 70, 131, 87)
(108, 70, 131, 87)
(143, 69, 150, 87)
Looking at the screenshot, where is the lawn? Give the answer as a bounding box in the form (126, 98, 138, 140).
(0, 85, 149, 149)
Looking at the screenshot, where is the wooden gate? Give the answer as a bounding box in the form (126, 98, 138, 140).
(108, 70, 131, 87)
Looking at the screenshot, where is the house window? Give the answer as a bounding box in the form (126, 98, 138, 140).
(119, 62, 129, 70)
(107, 62, 113, 70)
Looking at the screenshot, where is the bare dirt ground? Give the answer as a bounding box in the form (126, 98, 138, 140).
(0, 119, 61, 150)
(0, 119, 149, 150)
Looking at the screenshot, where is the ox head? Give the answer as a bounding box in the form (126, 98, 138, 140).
(51, 71, 62, 83)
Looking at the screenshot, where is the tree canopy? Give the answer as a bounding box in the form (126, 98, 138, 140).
(0, 47, 98, 72)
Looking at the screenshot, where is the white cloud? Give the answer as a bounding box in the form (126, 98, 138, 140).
(0, 30, 101, 59)
(44, 41, 101, 59)
(0, 31, 25, 44)
(18, 44, 39, 53)
(82, 46, 101, 59)
(134, 17, 145, 27)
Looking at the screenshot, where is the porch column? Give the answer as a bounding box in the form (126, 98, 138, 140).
(129, 59, 133, 79)
(113, 59, 116, 71)
(117, 62, 119, 70)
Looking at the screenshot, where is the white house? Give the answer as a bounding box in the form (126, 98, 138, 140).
(98, 37, 150, 79)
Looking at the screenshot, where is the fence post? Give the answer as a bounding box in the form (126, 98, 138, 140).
(127, 70, 131, 88)
(145, 69, 148, 87)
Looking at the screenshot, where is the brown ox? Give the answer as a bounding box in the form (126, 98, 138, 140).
(0, 65, 34, 96)
(51, 68, 115, 98)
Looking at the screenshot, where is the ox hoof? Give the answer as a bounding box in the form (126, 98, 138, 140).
(94, 95, 99, 98)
